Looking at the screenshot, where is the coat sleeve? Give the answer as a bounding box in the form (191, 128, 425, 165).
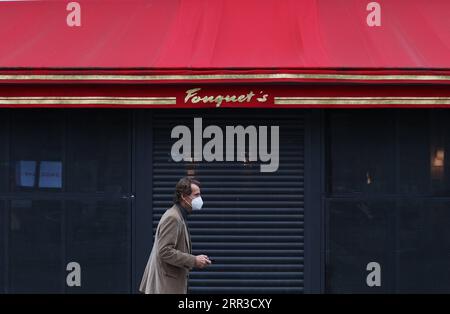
(157, 215, 196, 270)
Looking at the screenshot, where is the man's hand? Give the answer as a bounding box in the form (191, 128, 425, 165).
(195, 255, 211, 269)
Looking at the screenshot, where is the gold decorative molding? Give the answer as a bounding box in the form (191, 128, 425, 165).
(0, 73, 450, 81)
(274, 97, 450, 105)
(0, 97, 176, 105)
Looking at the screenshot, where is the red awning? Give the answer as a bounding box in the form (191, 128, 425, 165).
(0, 0, 449, 70)
(1, 0, 449, 108)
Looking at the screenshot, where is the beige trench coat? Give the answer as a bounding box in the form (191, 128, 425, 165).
(139, 204, 196, 294)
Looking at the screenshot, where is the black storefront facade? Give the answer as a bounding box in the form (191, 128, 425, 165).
(1, 103, 450, 293)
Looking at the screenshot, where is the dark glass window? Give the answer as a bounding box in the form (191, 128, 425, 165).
(330, 110, 450, 197)
(11, 111, 64, 192)
(66, 111, 130, 193)
(329, 111, 395, 194)
(0, 113, 8, 193)
(0, 200, 5, 293)
(397, 199, 450, 292)
(65, 199, 131, 293)
(429, 111, 450, 196)
(326, 200, 394, 293)
(397, 111, 431, 194)
(1, 109, 132, 293)
(9, 200, 63, 293)
(327, 109, 450, 293)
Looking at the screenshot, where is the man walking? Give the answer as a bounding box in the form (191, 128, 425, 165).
(139, 177, 211, 294)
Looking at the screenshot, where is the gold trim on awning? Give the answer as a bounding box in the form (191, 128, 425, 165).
(0, 73, 450, 81)
(274, 97, 450, 105)
(0, 97, 176, 105)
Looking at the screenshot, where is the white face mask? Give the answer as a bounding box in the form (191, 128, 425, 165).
(190, 196, 203, 211)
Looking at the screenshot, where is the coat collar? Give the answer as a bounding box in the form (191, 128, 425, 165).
(173, 203, 192, 253)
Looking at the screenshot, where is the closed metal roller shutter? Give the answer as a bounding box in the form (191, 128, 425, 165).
(152, 110, 305, 293)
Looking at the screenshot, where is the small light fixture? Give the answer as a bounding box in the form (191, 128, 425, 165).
(431, 147, 445, 180)
(433, 148, 445, 167)
(366, 171, 372, 185)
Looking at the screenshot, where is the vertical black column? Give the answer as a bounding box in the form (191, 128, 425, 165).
(304, 109, 326, 293)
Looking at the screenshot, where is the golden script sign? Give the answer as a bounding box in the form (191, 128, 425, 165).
(184, 88, 269, 107)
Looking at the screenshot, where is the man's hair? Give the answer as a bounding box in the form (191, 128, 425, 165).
(173, 176, 201, 204)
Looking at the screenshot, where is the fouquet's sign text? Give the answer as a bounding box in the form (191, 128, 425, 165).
(184, 88, 268, 107)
